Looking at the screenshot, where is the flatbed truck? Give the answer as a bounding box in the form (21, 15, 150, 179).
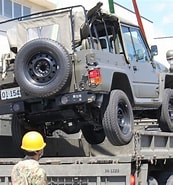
(1, 121, 173, 185)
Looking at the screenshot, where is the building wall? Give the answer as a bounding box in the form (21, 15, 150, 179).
(15, 0, 56, 12)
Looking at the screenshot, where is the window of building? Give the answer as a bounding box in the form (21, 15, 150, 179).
(0, 0, 31, 18)
(0, 0, 2, 16)
(14, 2, 21, 17)
(4, 0, 12, 18)
(23, 6, 30, 16)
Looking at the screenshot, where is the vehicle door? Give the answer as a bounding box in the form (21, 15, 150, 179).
(121, 25, 159, 98)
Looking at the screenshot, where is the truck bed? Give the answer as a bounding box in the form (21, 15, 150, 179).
(1, 121, 173, 184)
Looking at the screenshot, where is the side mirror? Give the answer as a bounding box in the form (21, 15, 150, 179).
(151, 45, 158, 56)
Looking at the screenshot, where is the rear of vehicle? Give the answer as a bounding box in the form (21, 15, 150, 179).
(0, 5, 95, 149)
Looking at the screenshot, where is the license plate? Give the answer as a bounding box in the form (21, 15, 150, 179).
(1, 87, 21, 100)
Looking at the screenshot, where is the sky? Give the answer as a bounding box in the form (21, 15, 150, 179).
(115, 0, 173, 37)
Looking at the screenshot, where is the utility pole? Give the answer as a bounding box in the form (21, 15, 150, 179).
(132, 0, 146, 40)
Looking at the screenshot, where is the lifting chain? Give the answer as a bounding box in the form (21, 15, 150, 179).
(134, 131, 141, 171)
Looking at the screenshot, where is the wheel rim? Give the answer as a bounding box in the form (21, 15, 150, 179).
(117, 102, 131, 135)
(27, 53, 58, 84)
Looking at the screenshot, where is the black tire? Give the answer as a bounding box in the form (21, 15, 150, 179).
(159, 88, 173, 132)
(82, 125, 105, 144)
(14, 38, 72, 97)
(11, 114, 28, 155)
(102, 90, 134, 146)
(157, 171, 173, 185)
(147, 176, 158, 185)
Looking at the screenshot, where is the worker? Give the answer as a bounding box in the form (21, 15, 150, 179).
(11, 131, 48, 185)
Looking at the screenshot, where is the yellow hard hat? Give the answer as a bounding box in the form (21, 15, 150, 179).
(21, 131, 46, 151)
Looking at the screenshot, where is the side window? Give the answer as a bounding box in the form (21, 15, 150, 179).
(78, 18, 123, 54)
(99, 26, 123, 54)
(122, 25, 150, 62)
(121, 26, 134, 60)
(107, 34, 123, 54)
(90, 21, 123, 54)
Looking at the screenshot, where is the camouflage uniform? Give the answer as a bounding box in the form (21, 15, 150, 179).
(11, 157, 48, 185)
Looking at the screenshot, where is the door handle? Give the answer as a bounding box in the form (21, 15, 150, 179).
(133, 66, 137, 71)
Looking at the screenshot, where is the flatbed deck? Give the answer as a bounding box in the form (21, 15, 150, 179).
(1, 120, 173, 185)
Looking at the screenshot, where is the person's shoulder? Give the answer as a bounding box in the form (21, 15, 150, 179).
(13, 159, 39, 170)
(12, 160, 25, 169)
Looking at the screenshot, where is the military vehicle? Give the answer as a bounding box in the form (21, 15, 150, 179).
(0, 2, 173, 150)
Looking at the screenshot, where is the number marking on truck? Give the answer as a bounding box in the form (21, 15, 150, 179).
(105, 169, 120, 173)
(1, 87, 21, 100)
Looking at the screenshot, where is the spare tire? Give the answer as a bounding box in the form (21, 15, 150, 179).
(14, 38, 72, 97)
